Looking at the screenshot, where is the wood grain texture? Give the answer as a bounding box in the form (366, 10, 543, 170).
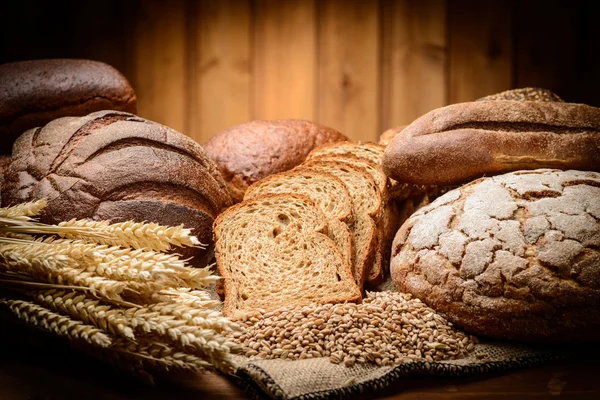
(381, 0, 447, 131)
(131, 0, 188, 134)
(188, 0, 252, 144)
(448, 0, 513, 103)
(253, 0, 317, 121)
(317, 0, 381, 141)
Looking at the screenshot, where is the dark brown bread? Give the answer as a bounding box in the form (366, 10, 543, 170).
(0, 59, 137, 154)
(2, 110, 231, 266)
(391, 169, 600, 343)
(0, 154, 11, 199)
(383, 101, 600, 186)
(203, 120, 348, 203)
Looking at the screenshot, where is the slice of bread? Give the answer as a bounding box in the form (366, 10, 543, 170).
(244, 170, 355, 270)
(298, 161, 381, 287)
(214, 194, 360, 317)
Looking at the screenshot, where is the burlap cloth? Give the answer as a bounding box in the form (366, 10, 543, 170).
(225, 278, 578, 400)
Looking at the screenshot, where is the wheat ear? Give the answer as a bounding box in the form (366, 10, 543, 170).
(1, 299, 112, 347)
(33, 290, 135, 340)
(0, 200, 47, 220)
(58, 219, 202, 251)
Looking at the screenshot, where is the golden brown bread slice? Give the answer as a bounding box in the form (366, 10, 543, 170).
(298, 161, 381, 287)
(302, 155, 389, 285)
(244, 169, 355, 269)
(214, 194, 360, 317)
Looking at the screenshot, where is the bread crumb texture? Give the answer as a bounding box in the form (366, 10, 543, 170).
(391, 169, 600, 343)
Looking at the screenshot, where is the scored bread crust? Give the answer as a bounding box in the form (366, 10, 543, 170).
(383, 101, 600, 186)
(214, 193, 361, 317)
(203, 119, 348, 203)
(2, 110, 232, 265)
(390, 169, 600, 343)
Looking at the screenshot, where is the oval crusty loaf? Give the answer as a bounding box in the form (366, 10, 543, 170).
(214, 194, 361, 317)
(2, 110, 231, 266)
(391, 169, 600, 343)
(0, 59, 137, 154)
(203, 119, 348, 203)
(383, 100, 600, 186)
(244, 169, 355, 271)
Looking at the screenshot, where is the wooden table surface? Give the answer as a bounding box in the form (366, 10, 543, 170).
(1, 323, 599, 400)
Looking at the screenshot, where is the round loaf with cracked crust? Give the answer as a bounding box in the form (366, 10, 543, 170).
(2, 110, 232, 266)
(390, 169, 600, 343)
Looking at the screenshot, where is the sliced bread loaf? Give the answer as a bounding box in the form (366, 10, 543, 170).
(214, 194, 360, 317)
(244, 170, 355, 270)
(298, 161, 381, 287)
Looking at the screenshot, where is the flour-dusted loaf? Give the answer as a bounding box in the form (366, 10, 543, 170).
(383, 100, 600, 186)
(214, 194, 361, 317)
(203, 119, 348, 203)
(2, 110, 231, 266)
(244, 170, 355, 270)
(0, 59, 137, 154)
(390, 169, 600, 343)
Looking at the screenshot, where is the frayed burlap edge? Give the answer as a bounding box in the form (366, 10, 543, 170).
(232, 348, 572, 400)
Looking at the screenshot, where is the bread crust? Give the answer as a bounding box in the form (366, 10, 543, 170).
(383, 101, 600, 186)
(390, 169, 600, 343)
(203, 120, 347, 203)
(0, 59, 137, 154)
(2, 111, 231, 266)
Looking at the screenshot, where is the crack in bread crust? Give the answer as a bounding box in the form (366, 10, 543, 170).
(390, 169, 600, 343)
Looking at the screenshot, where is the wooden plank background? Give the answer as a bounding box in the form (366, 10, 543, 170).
(1, 0, 599, 144)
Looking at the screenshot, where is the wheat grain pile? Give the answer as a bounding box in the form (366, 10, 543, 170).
(0, 200, 240, 383)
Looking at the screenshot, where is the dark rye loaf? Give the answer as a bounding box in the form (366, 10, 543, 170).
(383, 101, 600, 186)
(204, 119, 348, 203)
(2, 110, 231, 266)
(0, 59, 137, 154)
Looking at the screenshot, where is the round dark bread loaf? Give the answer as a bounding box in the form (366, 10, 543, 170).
(203, 119, 348, 203)
(2, 110, 232, 266)
(0, 59, 137, 154)
(390, 169, 600, 343)
(382, 100, 600, 186)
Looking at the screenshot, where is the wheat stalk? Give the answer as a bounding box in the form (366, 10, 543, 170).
(32, 290, 135, 340)
(58, 219, 202, 251)
(0, 201, 235, 379)
(1, 299, 112, 347)
(0, 199, 47, 220)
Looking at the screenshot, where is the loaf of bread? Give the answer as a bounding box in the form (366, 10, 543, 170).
(2, 110, 231, 266)
(391, 169, 600, 343)
(203, 120, 348, 203)
(477, 87, 564, 102)
(0, 59, 137, 154)
(383, 100, 600, 186)
(214, 194, 361, 317)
